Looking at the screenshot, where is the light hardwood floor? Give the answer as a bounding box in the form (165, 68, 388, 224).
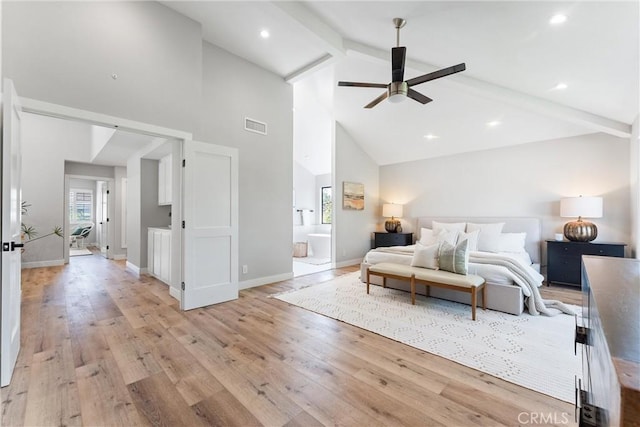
(1, 253, 581, 426)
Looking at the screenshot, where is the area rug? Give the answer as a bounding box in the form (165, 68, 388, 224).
(70, 248, 92, 257)
(295, 257, 331, 265)
(275, 272, 581, 403)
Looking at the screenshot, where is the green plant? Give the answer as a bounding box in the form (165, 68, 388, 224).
(21, 201, 63, 244)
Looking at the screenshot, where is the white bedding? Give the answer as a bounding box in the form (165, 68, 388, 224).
(364, 245, 536, 288)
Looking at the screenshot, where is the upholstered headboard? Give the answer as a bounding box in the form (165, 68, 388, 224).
(416, 217, 542, 265)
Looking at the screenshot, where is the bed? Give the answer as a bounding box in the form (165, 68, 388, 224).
(360, 217, 543, 315)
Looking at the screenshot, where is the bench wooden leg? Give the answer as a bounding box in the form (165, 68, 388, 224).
(410, 275, 416, 305)
(366, 269, 370, 294)
(471, 288, 477, 321)
(382, 277, 386, 288)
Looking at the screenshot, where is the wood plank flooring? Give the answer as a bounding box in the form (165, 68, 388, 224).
(1, 254, 581, 426)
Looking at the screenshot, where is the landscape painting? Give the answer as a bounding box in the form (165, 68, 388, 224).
(343, 182, 364, 210)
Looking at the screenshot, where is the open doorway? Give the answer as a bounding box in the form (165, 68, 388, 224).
(65, 174, 113, 259)
(292, 67, 334, 277)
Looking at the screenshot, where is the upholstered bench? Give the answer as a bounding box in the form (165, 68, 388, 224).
(366, 262, 487, 320)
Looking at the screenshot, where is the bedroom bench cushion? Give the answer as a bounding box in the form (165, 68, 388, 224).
(366, 262, 486, 320)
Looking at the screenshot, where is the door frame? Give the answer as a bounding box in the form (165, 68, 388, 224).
(63, 174, 114, 262)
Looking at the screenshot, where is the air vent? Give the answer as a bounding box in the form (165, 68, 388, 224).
(244, 117, 267, 135)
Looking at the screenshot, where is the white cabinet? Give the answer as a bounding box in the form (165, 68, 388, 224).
(147, 227, 171, 285)
(158, 154, 172, 205)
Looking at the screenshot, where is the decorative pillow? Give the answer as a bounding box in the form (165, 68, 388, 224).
(411, 243, 440, 270)
(466, 222, 505, 252)
(457, 230, 480, 252)
(438, 239, 469, 275)
(499, 232, 527, 253)
(419, 228, 458, 246)
(432, 221, 466, 233)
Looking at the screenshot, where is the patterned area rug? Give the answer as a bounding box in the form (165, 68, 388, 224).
(295, 257, 331, 265)
(275, 272, 581, 403)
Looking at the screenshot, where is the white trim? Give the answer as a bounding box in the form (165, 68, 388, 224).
(169, 286, 181, 301)
(125, 261, 141, 275)
(334, 258, 362, 269)
(21, 97, 193, 140)
(22, 259, 64, 269)
(239, 272, 294, 290)
(112, 254, 127, 261)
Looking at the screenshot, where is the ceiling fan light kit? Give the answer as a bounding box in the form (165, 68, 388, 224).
(338, 18, 466, 109)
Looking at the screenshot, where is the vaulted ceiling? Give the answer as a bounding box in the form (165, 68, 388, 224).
(165, 1, 639, 175)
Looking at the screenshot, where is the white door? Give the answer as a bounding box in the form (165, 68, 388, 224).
(96, 181, 108, 258)
(182, 141, 238, 310)
(1, 79, 23, 387)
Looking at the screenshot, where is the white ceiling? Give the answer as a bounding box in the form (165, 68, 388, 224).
(162, 1, 638, 176)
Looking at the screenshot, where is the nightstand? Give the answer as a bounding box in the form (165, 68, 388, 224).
(373, 232, 413, 248)
(546, 240, 625, 287)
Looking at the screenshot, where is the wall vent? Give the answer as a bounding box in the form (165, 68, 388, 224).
(244, 117, 267, 135)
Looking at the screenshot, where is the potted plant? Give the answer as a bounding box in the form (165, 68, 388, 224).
(21, 201, 63, 246)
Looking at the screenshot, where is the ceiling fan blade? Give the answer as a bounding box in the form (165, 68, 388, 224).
(364, 91, 389, 109)
(391, 47, 406, 82)
(338, 81, 388, 88)
(406, 63, 466, 87)
(407, 89, 433, 104)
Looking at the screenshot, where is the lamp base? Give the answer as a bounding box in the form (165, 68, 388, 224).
(564, 219, 598, 242)
(385, 219, 401, 233)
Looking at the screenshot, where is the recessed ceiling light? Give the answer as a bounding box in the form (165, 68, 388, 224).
(549, 14, 567, 25)
(260, 30, 270, 39)
(423, 134, 439, 140)
(554, 82, 568, 90)
(487, 121, 501, 127)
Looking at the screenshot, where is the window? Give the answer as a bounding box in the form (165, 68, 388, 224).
(69, 189, 93, 224)
(321, 186, 332, 224)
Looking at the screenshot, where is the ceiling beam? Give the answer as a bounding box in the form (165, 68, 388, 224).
(285, 54, 337, 84)
(344, 39, 631, 138)
(269, 1, 346, 83)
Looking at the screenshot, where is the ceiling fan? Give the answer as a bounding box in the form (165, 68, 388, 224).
(338, 18, 466, 109)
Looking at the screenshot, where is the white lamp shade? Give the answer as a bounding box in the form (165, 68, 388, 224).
(382, 203, 403, 218)
(560, 196, 603, 218)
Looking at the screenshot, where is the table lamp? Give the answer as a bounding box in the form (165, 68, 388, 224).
(382, 203, 403, 233)
(560, 196, 603, 242)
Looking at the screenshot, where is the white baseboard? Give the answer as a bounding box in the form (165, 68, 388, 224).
(239, 272, 293, 290)
(21, 259, 65, 269)
(169, 286, 181, 301)
(112, 254, 127, 260)
(335, 258, 362, 268)
(125, 261, 143, 275)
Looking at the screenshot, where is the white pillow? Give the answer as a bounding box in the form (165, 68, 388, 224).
(499, 232, 527, 253)
(457, 230, 480, 252)
(466, 222, 505, 252)
(411, 243, 440, 270)
(419, 228, 458, 246)
(432, 221, 466, 233)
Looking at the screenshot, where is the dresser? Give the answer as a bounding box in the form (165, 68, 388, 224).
(546, 240, 625, 287)
(578, 256, 639, 426)
(373, 232, 413, 248)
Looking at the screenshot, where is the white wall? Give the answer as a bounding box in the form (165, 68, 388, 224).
(333, 123, 380, 266)
(196, 42, 293, 285)
(21, 114, 92, 265)
(113, 166, 127, 259)
(380, 133, 631, 262)
(630, 115, 640, 258)
(3, 1, 202, 132)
